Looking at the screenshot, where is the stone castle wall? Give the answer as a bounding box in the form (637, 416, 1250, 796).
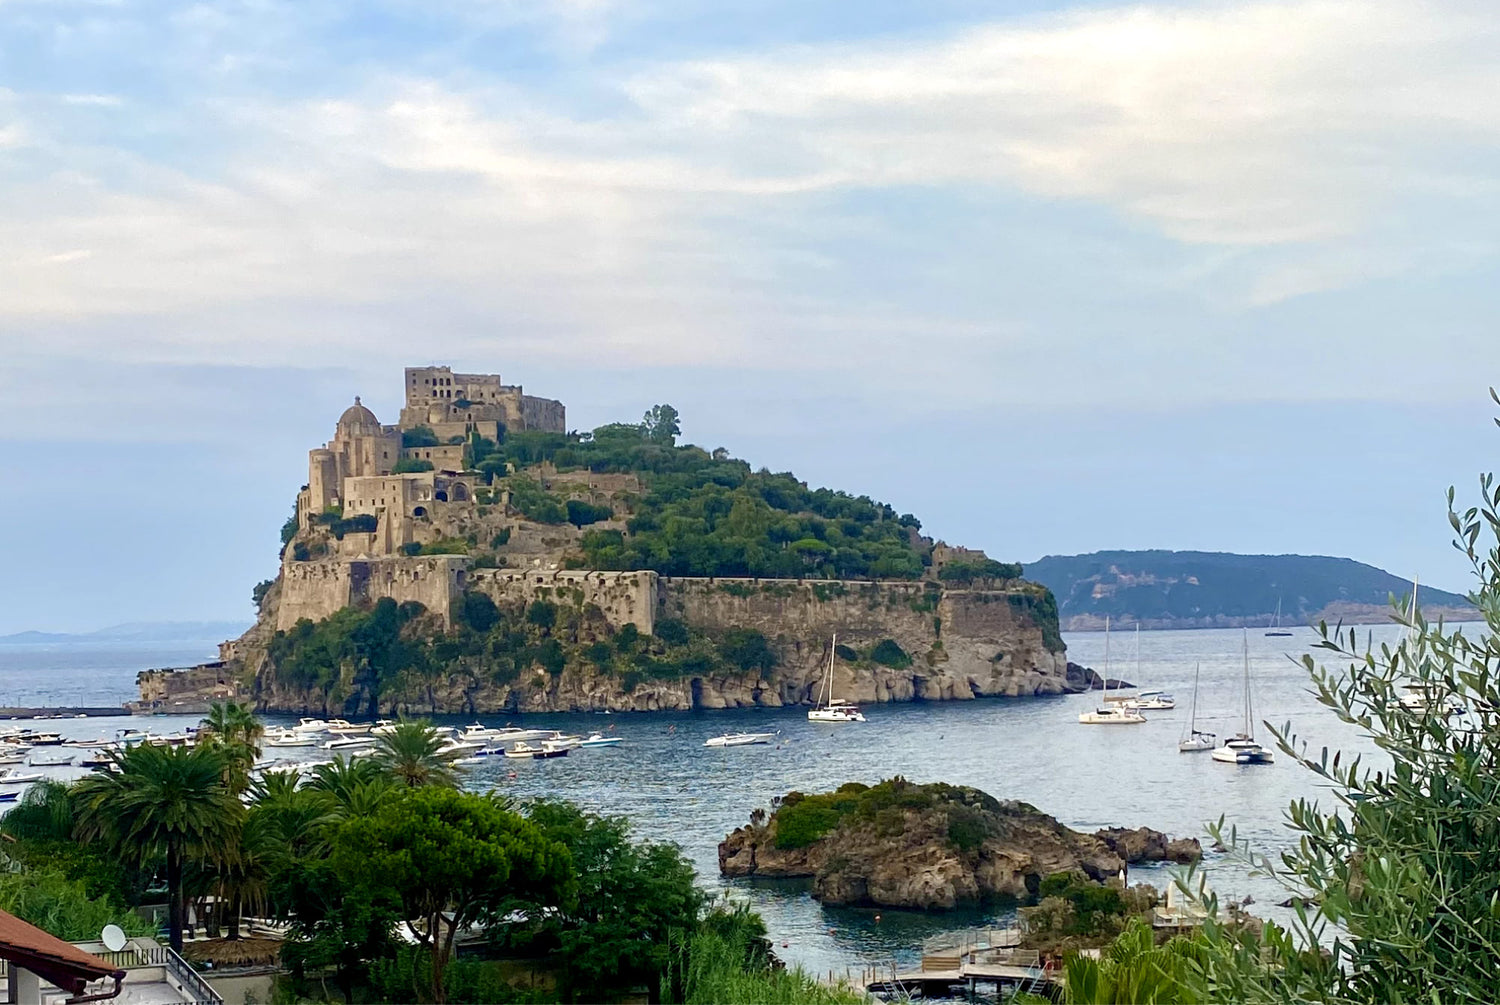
(467, 569, 658, 633)
(275, 556, 470, 630)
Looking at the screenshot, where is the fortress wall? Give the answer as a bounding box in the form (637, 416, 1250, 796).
(275, 556, 467, 629)
(468, 569, 657, 633)
(520, 395, 566, 432)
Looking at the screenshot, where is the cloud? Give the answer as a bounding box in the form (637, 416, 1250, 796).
(1, 0, 1498, 411)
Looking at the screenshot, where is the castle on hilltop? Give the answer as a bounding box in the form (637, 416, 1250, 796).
(299, 365, 565, 553)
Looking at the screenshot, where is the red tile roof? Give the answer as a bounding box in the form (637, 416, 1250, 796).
(0, 908, 123, 996)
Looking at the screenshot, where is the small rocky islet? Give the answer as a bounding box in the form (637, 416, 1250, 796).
(718, 777, 1199, 911)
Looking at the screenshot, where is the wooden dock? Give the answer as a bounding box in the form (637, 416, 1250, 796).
(858, 929, 1062, 1000)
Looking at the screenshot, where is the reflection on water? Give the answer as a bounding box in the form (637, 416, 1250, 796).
(1, 624, 1407, 975)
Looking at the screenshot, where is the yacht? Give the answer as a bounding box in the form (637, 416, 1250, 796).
(1178, 663, 1217, 752)
(293, 718, 331, 735)
(1080, 618, 1145, 725)
(809, 633, 867, 722)
(266, 729, 318, 748)
(370, 719, 399, 736)
(1124, 690, 1176, 711)
(322, 735, 376, 751)
(0, 769, 44, 785)
(325, 719, 372, 736)
(487, 727, 553, 744)
(1212, 631, 1274, 764)
(436, 738, 484, 759)
(577, 733, 623, 748)
(536, 731, 582, 750)
(704, 732, 778, 747)
(457, 723, 504, 742)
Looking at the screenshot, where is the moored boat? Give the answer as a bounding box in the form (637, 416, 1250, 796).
(1213, 631, 1274, 765)
(809, 634, 866, 722)
(704, 732, 777, 748)
(577, 733, 623, 748)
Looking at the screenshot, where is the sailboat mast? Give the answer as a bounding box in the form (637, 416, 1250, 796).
(1103, 616, 1111, 698)
(825, 633, 837, 707)
(1188, 662, 1200, 737)
(1243, 630, 1253, 739)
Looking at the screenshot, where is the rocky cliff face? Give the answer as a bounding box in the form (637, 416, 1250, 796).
(719, 780, 1199, 911)
(174, 569, 1071, 716)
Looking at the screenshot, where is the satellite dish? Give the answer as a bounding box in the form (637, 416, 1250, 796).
(101, 925, 127, 952)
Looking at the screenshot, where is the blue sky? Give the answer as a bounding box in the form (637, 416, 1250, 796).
(2, 0, 1499, 632)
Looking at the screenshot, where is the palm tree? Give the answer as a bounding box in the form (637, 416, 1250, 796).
(0, 779, 76, 844)
(304, 756, 394, 818)
(199, 702, 265, 795)
(74, 743, 244, 952)
(373, 720, 458, 788)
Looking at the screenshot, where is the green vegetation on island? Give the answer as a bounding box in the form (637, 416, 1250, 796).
(1026, 549, 1474, 628)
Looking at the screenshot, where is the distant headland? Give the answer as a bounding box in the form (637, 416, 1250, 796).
(137, 364, 1068, 716)
(1026, 550, 1477, 631)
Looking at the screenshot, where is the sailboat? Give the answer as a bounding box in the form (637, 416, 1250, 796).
(1178, 662, 1216, 752)
(1393, 575, 1466, 716)
(1212, 631, 1273, 763)
(1122, 625, 1176, 710)
(1265, 598, 1293, 637)
(809, 634, 866, 722)
(1080, 617, 1146, 724)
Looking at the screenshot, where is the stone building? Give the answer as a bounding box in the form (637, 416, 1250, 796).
(301, 397, 401, 521)
(398, 365, 566, 444)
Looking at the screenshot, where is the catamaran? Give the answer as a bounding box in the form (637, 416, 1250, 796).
(1178, 662, 1216, 752)
(809, 633, 866, 722)
(1212, 631, 1274, 764)
(1080, 617, 1146, 724)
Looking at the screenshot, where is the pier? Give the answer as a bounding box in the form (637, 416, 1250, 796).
(0, 706, 131, 719)
(858, 928, 1062, 1001)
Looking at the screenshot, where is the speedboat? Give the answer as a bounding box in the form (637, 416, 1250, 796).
(370, 719, 399, 736)
(80, 750, 114, 768)
(577, 733, 623, 748)
(536, 732, 582, 750)
(457, 723, 508, 742)
(488, 727, 552, 744)
(1078, 706, 1146, 724)
(266, 729, 318, 748)
(704, 732, 778, 747)
(0, 753, 23, 766)
(1123, 690, 1176, 710)
(322, 736, 376, 751)
(504, 742, 568, 760)
(0, 769, 45, 785)
(293, 718, 331, 735)
(436, 739, 484, 759)
(1212, 736, 1274, 764)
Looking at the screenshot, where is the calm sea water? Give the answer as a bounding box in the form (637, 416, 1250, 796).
(0, 626, 1401, 976)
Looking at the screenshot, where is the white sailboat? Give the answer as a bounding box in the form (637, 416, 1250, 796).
(1122, 626, 1175, 709)
(809, 633, 866, 722)
(1080, 617, 1145, 724)
(1178, 662, 1216, 752)
(1265, 598, 1293, 637)
(1212, 631, 1273, 764)
(1393, 575, 1466, 715)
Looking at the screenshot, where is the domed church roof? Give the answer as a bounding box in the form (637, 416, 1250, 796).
(337, 396, 380, 431)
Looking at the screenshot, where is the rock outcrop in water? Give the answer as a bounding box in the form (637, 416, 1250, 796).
(719, 778, 1200, 911)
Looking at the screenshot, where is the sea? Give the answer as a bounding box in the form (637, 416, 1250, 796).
(0, 625, 1400, 978)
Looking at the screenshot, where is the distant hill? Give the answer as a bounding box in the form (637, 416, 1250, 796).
(1024, 551, 1476, 631)
(0, 621, 251, 646)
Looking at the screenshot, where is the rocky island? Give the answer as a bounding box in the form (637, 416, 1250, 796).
(138, 364, 1070, 716)
(719, 778, 1200, 910)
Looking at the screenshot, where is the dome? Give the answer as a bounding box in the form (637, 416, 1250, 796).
(337, 396, 379, 431)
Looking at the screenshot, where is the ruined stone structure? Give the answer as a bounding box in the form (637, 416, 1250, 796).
(398, 365, 566, 445)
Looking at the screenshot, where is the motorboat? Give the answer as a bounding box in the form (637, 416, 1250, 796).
(504, 742, 568, 759)
(436, 739, 484, 759)
(1398, 684, 1466, 716)
(325, 719, 372, 736)
(0, 793, 16, 804)
(457, 723, 509, 742)
(370, 719, 399, 736)
(293, 718, 331, 735)
(1213, 631, 1274, 765)
(809, 633, 867, 722)
(704, 732, 778, 747)
(487, 727, 552, 744)
(577, 733, 623, 748)
(80, 750, 114, 768)
(1078, 705, 1146, 725)
(1080, 617, 1144, 725)
(1178, 663, 1217, 753)
(26, 732, 63, 746)
(0, 753, 24, 766)
(0, 769, 45, 785)
(1124, 691, 1176, 711)
(266, 729, 318, 748)
(322, 736, 376, 751)
(28, 752, 74, 767)
(536, 732, 582, 750)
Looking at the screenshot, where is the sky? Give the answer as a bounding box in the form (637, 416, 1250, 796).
(2, 0, 1499, 632)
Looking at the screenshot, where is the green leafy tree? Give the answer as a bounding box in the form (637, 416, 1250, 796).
(374, 720, 459, 789)
(641, 404, 681, 445)
(331, 787, 574, 1003)
(526, 801, 704, 1001)
(73, 743, 244, 951)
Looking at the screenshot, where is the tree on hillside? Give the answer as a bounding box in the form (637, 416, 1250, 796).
(641, 404, 681, 445)
(331, 787, 574, 1003)
(73, 744, 243, 951)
